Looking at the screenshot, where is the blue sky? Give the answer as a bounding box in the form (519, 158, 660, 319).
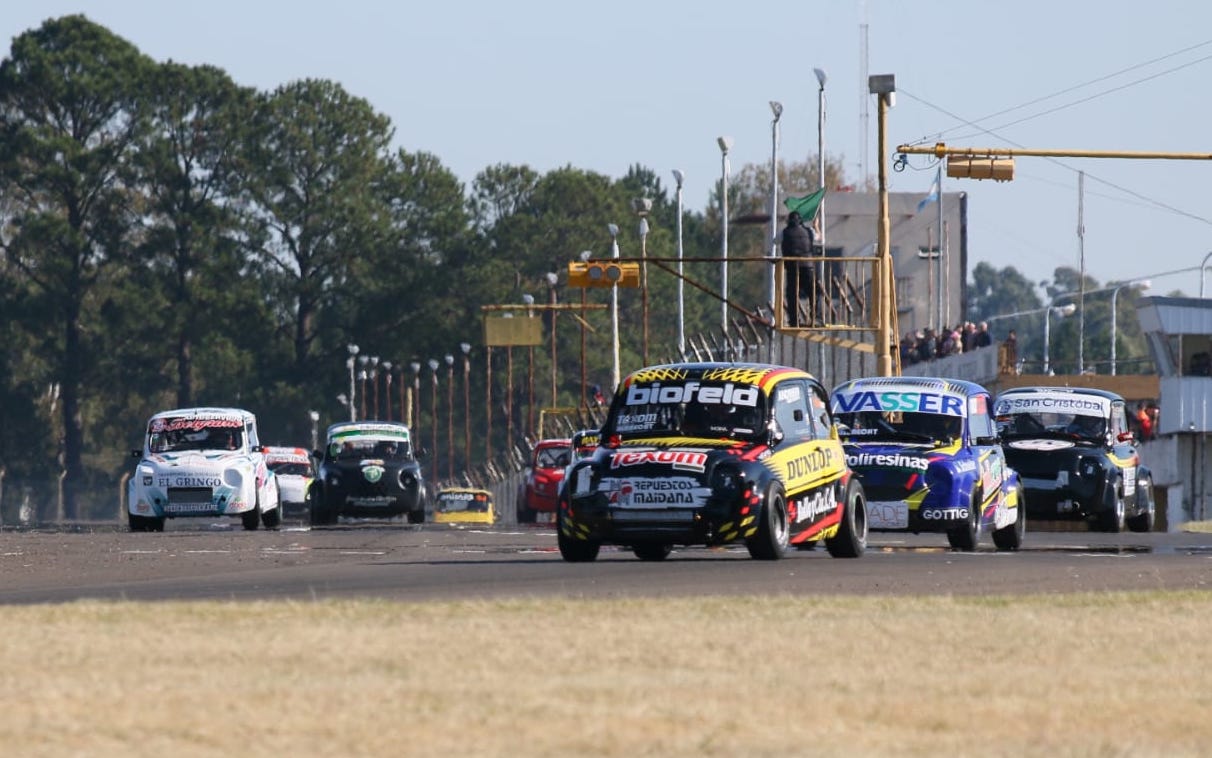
(7, 1, 1212, 296)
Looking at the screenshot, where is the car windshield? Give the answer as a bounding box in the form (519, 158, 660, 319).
(536, 446, 571, 469)
(149, 421, 243, 453)
(328, 438, 410, 460)
(998, 410, 1106, 441)
(269, 462, 312, 477)
(609, 395, 768, 442)
(835, 411, 962, 444)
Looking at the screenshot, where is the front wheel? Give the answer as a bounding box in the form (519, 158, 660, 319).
(746, 482, 789, 560)
(128, 513, 165, 532)
(260, 491, 282, 529)
(947, 492, 980, 551)
(826, 478, 867, 558)
(1127, 476, 1156, 533)
(1100, 481, 1126, 533)
(242, 506, 261, 531)
(992, 483, 1026, 551)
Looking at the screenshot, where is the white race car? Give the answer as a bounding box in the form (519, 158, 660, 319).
(264, 446, 315, 515)
(127, 407, 281, 531)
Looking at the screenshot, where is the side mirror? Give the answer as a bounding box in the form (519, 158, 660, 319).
(766, 421, 784, 446)
(974, 435, 999, 446)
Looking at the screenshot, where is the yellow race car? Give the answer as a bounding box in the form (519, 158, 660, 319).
(434, 487, 495, 525)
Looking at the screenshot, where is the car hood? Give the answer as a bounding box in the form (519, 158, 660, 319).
(142, 451, 252, 473)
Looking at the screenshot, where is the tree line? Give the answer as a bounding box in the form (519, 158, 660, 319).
(0, 16, 1154, 519)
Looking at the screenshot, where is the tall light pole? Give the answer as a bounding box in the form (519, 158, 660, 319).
(869, 73, 896, 377)
(308, 410, 320, 451)
(578, 250, 591, 408)
(358, 355, 369, 419)
(768, 102, 782, 318)
(1202, 251, 1212, 298)
(717, 136, 733, 336)
(346, 344, 359, 421)
(485, 344, 493, 461)
(672, 170, 686, 357)
(634, 197, 652, 365)
(1110, 280, 1150, 375)
(522, 293, 536, 438)
(813, 68, 827, 246)
(445, 353, 455, 481)
(382, 361, 392, 420)
(461, 342, 472, 468)
(409, 361, 421, 431)
(608, 224, 621, 391)
(1044, 303, 1077, 375)
(546, 271, 560, 405)
(427, 358, 440, 482)
(370, 356, 380, 418)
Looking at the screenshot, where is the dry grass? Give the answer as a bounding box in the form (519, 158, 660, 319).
(1, 593, 1211, 757)
(1182, 521, 1212, 533)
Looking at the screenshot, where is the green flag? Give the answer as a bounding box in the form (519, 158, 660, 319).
(783, 187, 826, 219)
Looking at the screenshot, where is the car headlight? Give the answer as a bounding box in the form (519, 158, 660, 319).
(1077, 456, 1102, 478)
(328, 473, 342, 488)
(224, 469, 243, 488)
(710, 465, 743, 497)
(399, 470, 418, 490)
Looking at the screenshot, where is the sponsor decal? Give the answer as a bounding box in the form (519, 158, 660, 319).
(362, 465, 384, 483)
(158, 476, 222, 488)
(794, 485, 836, 523)
(616, 412, 659, 432)
(847, 452, 929, 471)
(440, 491, 476, 502)
(625, 381, 758, 408)
(150, 416, 242, 433)
(921, 507, 968, 520)
(833, 390, 964, 416)
(617, 483, 696, 506)
(952, 459, 978, 473)
(993, 395, 1108, 417)
(787, 448, 836, 479)
(776, 385, 803, 403)
(980, 456, 1005, 493)
(610, 450, 708, 473)
(867, 501, 909, 529)
(1007, 439, 1075, 451)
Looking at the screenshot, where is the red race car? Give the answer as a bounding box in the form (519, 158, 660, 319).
(517, 438, 572, 523)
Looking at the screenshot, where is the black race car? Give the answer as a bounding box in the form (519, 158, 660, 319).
(308, 421, 427, 525)
(558, 362, 867, 561)
(994, 387, 1155, 532)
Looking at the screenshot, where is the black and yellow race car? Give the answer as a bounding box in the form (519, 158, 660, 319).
(994, 386, 1155, 532)
(557, 362, 867, 561)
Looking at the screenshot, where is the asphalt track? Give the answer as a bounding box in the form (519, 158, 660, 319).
(2, 515, 1211, 604)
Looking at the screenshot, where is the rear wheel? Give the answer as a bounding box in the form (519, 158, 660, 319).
(1127, 476, 1156, 533)
(746, 482, 789, 560)
(406, 508, 425, 524)
(992, 483, 1026, 551)
(260, 490, 282, 529)
(557, 513, 600, 562)
(826, 478, 867, 558)
(947, 492, 980, 551)
(308, 486, 338, 526)
(632, 543, 673, 561)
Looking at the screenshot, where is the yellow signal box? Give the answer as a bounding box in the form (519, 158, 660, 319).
(946, 156, 1014, 181)
(567, 261, 641, 288)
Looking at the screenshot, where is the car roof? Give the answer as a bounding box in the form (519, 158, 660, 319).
(325, 421, 412, 440)
(620, 362, 819, 396)
(264, 446, 311, 459)
(535, 438, 572, 448)
(149, 407, 255, 422)
(832, 375, 989, 397)
(995, 386, 1124, 403)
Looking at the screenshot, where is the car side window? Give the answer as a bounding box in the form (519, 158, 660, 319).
(808, 382, 833, 439)
(1111, 402, 1128, 438)
(967, 395, 996, 443)
(773, 380, 814, 442)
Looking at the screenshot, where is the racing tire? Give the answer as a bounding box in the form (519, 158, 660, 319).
(307, 487, 338, 526)
(947, 492, 980, 551)
(260, 491, 282, 529)
(516, 500, 537, 524)
(992, 483, 1026, 551)
(1127, 476, 1156, 533)
(1100, 481, 1126, 533)
(632, 543, 673, 561)
(746, 482, 789, 560)
(557, 516, 600, 563)
(826, 478, 868, 558)
(406, 508, 425, 524)
(241, 506, 261, 531)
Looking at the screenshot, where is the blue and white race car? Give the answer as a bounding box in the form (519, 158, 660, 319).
(830, 377, 1025, 551)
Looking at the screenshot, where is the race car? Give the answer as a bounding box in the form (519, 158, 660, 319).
(558, 362, 867, 561)
(994, 386, 1155, 532)
(516, 437, 572, 523)
(831, 376, 1025, 551)
(308, 421, 427, 525)
(264, 446, 315, 516)
(434, 487, 495, 525)
(127, 407, 282, 532)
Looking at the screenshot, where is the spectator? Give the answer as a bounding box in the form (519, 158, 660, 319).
(1002, 329, 1019, 372)
(900, 332, 919, 365)
(1134, 402, 1152, 441)
(780, 211, 816, 327)
(974, 321, 993, 349)
(962, 322, 977, 352)
(1146, 402, 1160, 439)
